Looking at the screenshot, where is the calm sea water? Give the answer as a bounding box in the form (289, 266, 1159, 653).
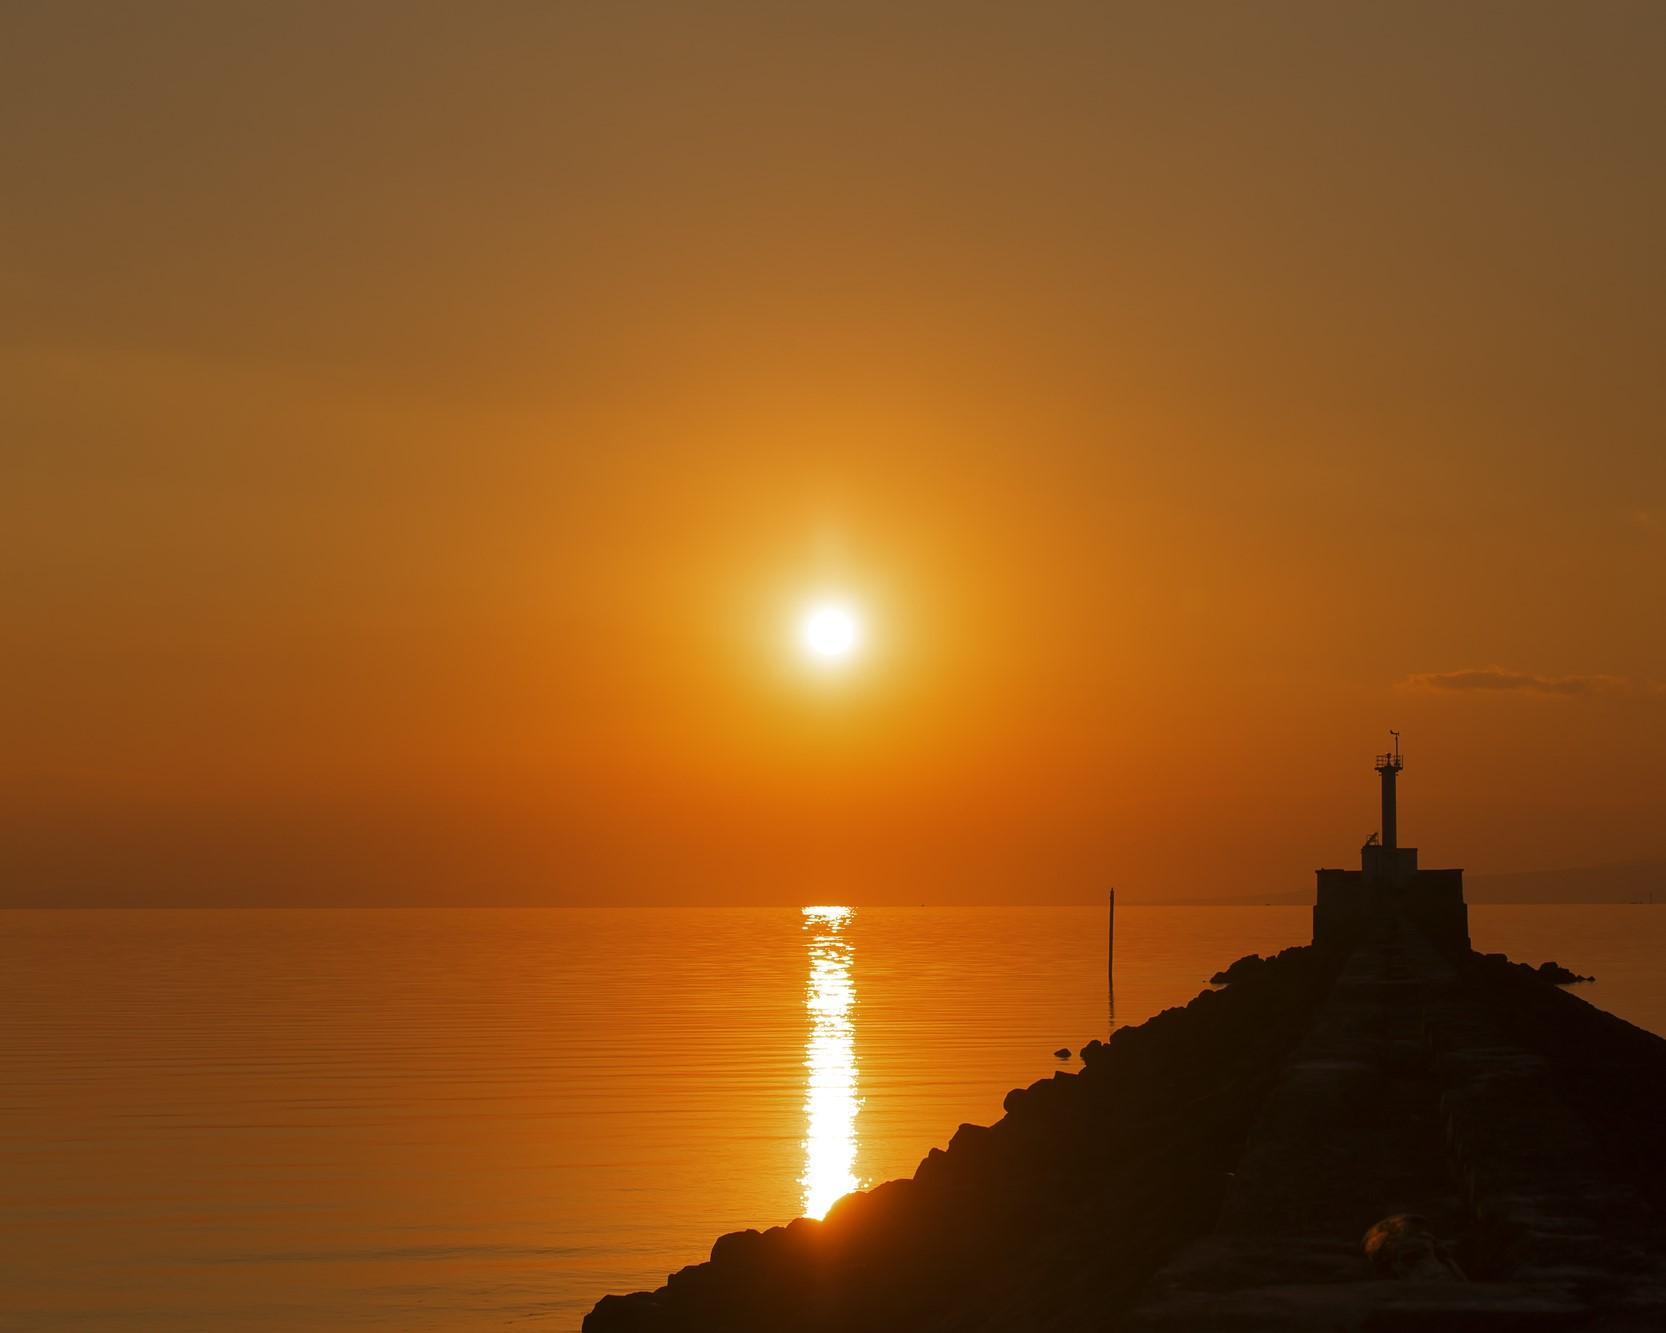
(2, 904, 1661, 1331)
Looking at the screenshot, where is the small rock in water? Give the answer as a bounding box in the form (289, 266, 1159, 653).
(1054, 1047, 1071, 1060)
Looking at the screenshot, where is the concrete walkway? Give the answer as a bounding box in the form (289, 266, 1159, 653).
(1129, 920, 1666, 1330)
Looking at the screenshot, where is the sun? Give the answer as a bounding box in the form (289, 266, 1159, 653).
(799, 602, 862, 664)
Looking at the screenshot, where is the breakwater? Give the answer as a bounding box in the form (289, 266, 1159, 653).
(584, 921, 1666, 1330)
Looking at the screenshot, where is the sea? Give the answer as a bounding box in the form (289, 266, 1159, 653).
(3, 904, 1663, 1331)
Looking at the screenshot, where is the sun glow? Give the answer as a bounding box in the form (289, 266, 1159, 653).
(800, 905, 861, 1219)
(799, 602, 862, 664)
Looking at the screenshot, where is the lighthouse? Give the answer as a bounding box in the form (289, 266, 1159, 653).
(1313, 735, 1469, 953)
(1376, 731, 1401, 850)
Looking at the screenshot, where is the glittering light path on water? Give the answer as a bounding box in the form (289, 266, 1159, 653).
(800, 906, 861, 1219)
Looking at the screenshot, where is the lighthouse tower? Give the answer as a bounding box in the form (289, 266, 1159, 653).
(1313, 735, 1469, 953)
(1377, 733, 1401, 850)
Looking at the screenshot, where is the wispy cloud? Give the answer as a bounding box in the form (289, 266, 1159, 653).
(1401, 667, 1664, 699)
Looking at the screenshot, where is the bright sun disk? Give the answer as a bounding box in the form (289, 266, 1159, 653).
(800, 603, 861, 663)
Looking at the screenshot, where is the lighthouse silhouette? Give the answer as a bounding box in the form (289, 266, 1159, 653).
(1377, 731, 1402, 850)
(1313, 735, 1469, 953)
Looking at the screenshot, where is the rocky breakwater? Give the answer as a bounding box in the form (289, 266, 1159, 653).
(583, 944, 1343, 1332)
(588, 928, 1666, 1331)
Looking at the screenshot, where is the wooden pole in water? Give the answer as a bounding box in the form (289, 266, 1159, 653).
(1107, 888, 1115, 984)
(1107, 888, 1117, 1034)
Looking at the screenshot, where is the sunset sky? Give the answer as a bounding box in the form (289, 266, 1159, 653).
(5, 2, 1663, 906)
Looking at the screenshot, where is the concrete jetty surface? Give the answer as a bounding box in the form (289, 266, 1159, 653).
(1131, 918, 1666, 1329)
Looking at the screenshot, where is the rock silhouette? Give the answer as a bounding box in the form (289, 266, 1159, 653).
(1208, 953, 1268, 986)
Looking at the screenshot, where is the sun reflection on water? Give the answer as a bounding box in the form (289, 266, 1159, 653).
(800, 905, 861, 1219)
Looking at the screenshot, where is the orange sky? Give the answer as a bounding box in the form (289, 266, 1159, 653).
(4, 2, 1664, 905)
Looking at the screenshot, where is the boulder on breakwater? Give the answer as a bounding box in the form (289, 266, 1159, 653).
(1209, 953, 1268, 986)
(1477, 952, 1594, 985)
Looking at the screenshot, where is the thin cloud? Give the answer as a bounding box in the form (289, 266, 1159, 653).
(1402, 667, 1664, 699)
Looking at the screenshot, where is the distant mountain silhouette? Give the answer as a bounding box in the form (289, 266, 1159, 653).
(1466, 860, 1666, 904)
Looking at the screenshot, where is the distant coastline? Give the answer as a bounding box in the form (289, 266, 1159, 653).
(5, 873, 1664, 910)
(1464, 859, 1666, 904)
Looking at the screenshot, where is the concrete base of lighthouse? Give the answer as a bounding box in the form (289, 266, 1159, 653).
(1313, 856, 1469, 955)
